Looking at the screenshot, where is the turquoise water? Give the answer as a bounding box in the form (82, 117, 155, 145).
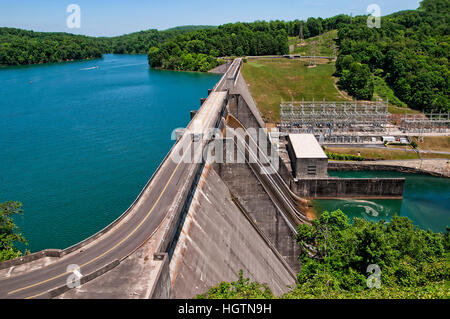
(313, 171, 450, 233)
(0, 54, 221, 252)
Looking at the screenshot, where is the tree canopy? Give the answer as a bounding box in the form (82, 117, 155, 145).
(0, 28, 104, 65)
(292, 210, 448, 296)
(0, 25, 214, 66)
(199, 211, 449, 299)
(335, 0, 449, 112)
(147, 17, 352, 71)
(0, 201, 27, 262)
(197, 270, 274, 299)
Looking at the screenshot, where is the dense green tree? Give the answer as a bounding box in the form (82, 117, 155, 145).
(147, 46, 163, 67)
(0, 28, 104, 65)
(147, 21, 296, 71)
(196, 270, 274, 299)
(294, 210, 448, 294)
(338, 62, 374, 100)
(306, 17, 324, 37)
(199, 211, 449, 299)
(335, 0, 449, 112)
(0, 201, 27, 262)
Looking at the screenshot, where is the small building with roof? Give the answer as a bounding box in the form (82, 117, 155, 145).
(286, 134, 328, 179)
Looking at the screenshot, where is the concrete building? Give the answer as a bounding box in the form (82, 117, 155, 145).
(287, 134, 328, 179)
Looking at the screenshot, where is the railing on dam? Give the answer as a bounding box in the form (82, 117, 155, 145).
(225, 114, 310, 227)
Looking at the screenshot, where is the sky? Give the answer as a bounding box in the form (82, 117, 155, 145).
(0, 0, 422, 37)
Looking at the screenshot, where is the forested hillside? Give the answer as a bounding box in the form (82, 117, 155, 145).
(100, 26, 217, 54)
(0, 25, 214, 66)
(147, 22, 290, 72)
(147, 16, 351, 71)
(2, 0, 448, 113)
(335, 0, 449, 112)
(0, 28, 103, 65)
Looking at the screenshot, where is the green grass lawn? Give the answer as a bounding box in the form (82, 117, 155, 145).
(325, 147, 420, 160)
(373, 76, 407, 107)
(288, 30, 338, 56)
(412, 136, 450, 152)
(388, 105, 422, 115)
(243, 31, 420, 122)
(241, 59, 347, 123)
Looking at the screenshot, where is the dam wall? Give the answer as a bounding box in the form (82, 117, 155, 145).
(169, 164, 296, 298)
(291, 178, 405, 199)
(213, 159, 302, 272)
(229, 73, 293, 182)
(216, 73, 302, 272)
(228, 73, 266, 130)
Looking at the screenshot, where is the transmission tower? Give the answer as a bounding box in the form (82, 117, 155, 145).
(298, 21, 304, 43)
(310, 41, 316, 66)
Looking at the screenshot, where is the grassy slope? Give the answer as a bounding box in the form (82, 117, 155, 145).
(373, 76, 407, 107)
(325, 147, 420, 160)
(288, 30, 338, 56)
(241, 59, 346, 123)
(388, 105, 422, 115)
(289, 30, 420, 113)
(411, 136, 450, 152)
(244, 31, 419, 124)
(326, 145, 450, 160)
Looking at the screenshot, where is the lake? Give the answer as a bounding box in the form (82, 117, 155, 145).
(0, 54, 221, 252)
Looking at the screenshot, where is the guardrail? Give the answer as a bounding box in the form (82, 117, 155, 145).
(0, 141, 179, 271)
(45, 259, 120, 299)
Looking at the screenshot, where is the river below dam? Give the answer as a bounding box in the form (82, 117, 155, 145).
(0, 54, 221, 252)
(313, 170, 450, 233)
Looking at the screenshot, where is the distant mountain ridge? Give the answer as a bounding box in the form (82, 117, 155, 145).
(163, 25, 217, 32)
(1, 0, 448, 113)
(0, 25, 217, 64)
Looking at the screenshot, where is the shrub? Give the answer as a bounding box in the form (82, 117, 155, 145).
(326, 152, 364, 161)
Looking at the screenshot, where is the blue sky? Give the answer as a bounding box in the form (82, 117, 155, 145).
(0, 0, 421, 37)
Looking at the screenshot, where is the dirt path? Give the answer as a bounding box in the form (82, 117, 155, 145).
(333, 77, 353, 101)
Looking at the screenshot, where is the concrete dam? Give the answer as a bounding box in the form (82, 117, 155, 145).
(0, 59, 404, 299)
